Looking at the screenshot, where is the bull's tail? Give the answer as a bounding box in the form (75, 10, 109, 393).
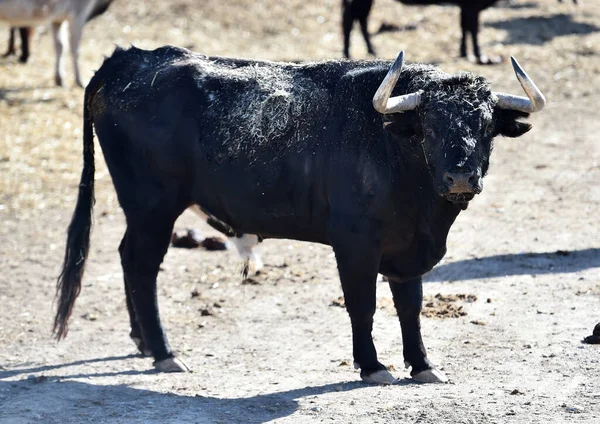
(53, 85, 97, 339)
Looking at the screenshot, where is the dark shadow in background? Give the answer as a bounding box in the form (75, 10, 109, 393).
(495, 1, 538, 10)
(487, 13, 600, 45)
(0, 86, 57, 105)
(425, 248, 600, 282)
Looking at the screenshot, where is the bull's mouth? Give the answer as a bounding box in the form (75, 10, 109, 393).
(444, 192, 476, 204)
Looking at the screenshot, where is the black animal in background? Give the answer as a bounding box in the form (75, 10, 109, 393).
(343, 0, 502, 63)
(342, 0, 578, 64)
(4, 27, 33, 63)
(54, 46, 544, 383)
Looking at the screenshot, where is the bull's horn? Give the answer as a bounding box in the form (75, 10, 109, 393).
(373, 51, 422, 114)
(494, 57, 546, 113)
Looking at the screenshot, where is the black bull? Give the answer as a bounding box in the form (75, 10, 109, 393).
(55, 46, 545, 384)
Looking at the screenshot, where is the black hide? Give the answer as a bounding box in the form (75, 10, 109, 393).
(55, 45, 533, 380)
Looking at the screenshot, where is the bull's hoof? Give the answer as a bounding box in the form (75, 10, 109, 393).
(241, 256, 263, 279)
(361, 369, 398, 385)
(412, 368, 448, 383)
(153, 357, 190, 372)
(131, 337, 152, 357)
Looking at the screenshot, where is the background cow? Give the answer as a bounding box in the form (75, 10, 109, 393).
(0, 0, 114, 86)
(54, 46, 544, 383)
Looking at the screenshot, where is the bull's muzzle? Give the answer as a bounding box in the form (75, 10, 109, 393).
(442, 170, 482, 204)
(443, 170, 480, 194)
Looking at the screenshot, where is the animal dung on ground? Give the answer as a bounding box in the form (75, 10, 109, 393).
(81, 312, 97, 321)
(582, 323, 600, 344)
(330, 293, 476, 319)
(199, 307, 214, 317)
(421, 293, 477, 319)
(200, 237, 228, 251)
(330, 296, 345, 308)
(171, 229, 227, 251)
(171, 229, 203, 248)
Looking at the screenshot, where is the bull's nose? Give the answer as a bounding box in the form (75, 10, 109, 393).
(443, 170, 479, 193)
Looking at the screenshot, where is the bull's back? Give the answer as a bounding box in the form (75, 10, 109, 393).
(88, 46, 351, 241)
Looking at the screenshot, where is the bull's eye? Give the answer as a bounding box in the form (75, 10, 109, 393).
(483, 122, 493, 135)
(425, 128, 435, 137)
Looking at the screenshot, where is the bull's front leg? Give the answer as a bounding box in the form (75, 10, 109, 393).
(329, 218, 396, 385)
(388, 277, 448, 383)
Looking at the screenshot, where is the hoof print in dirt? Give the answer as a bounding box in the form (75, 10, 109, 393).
(153, 357, 190, 372)
(582, 323, 600, 344)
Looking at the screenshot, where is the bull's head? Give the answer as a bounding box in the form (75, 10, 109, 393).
(373, 51, 545, 205)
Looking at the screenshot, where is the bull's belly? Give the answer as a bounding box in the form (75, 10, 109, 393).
(190, 164, 330, 244)
(189, 201, 330, 245)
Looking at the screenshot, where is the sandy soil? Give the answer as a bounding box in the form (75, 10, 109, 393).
(0, 0, 599, 423)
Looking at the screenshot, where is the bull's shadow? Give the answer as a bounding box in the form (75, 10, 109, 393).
(487, 13, 600, 45)
(0, 354, 151, 380)
(425, 248, 600, 282)
(0, 360, 373, 423)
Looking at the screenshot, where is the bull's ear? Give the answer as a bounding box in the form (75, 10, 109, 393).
(382, 111, 422, 139)
(496, 109, 532, 138)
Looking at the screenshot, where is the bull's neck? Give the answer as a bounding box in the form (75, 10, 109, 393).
(389, 136, 464, 237)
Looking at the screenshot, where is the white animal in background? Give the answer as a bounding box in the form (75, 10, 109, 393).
(0, 0, 114, 87)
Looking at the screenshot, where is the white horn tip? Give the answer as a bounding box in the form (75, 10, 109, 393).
(390, 51, 405, 73)
(509, 56, 527, 79)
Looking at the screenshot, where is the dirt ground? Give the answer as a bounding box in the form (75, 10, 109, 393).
(1, 0, 599, 423)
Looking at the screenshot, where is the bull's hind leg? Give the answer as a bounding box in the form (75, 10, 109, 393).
(119, 230, 151, 357)
(388, 277, 447, 383)
(119, 212, 189, 372)
(329, 218, 396, 385)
